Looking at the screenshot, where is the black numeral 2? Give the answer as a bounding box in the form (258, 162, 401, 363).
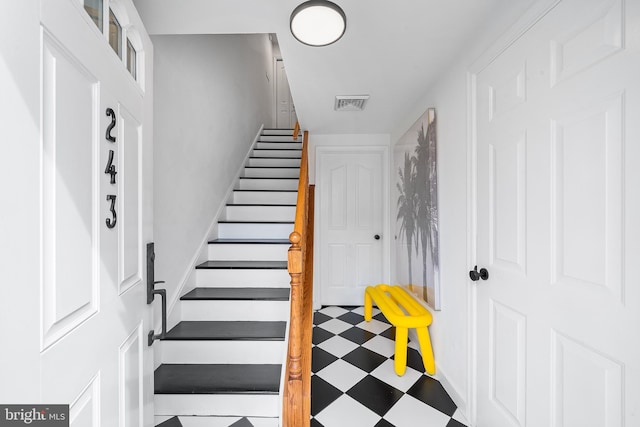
(106, 108, 117, 142)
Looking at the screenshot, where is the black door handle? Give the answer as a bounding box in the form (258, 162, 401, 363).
(374, 234, 380, 240)
(469, 265, 489, 281)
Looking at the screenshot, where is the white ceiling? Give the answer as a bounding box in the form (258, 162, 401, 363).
(133, 0, 536, 134)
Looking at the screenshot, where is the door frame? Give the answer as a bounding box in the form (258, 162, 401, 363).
(313, 145, 391, 308)
(466, 1, 562, 425)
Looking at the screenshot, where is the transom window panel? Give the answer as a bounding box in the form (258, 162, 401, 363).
(83, 0, 103, 30)
(109, 9, 122, 58)
(127, 38, 137, 80)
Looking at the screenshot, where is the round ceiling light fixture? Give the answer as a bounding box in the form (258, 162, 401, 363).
(290, 1, 346, 47)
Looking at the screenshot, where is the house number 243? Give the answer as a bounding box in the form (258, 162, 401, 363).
(105, 108, 117, 229)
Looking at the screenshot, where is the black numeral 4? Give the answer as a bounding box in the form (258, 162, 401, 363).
(105, 149, 117, 184)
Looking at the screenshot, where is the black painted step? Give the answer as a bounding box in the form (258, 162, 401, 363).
(239, 177, 298, 180)
(252, 148, 301, 151)
(208, 238, 291, 244)
(156, 416, 183, 427)
(217, 220, 294, 225)
(226, 203, 295, 208)
(181, 287, 290, 301)
(257, 138, 301, 142)
(196, 260, 288, 270)
(233, 189, 297, 192)
(229, 418, 254, 427)
(163, 321, 286, 340)
(249, 156, 301, 159)
(244, 166, 300, 169)
(154, 364, 281, 394)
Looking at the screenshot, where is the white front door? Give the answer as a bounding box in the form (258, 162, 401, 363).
(1, 0, 153, 425)
(276, 59, 297, 129)
(473, 0, 640, 426)
(317, 147, 389, 305)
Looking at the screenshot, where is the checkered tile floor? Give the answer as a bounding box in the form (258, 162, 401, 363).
(311, 306, 468, 427)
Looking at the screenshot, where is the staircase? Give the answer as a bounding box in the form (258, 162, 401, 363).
(154, 129, 302, 427)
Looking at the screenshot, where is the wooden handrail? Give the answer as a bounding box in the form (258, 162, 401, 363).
(293, 121, 300, 140)
(283, 130, 313, 427)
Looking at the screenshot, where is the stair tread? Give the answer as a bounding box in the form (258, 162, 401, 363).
(229, 418, 254, 427)
(245, 166, 300, 169)
(233, 189, 297, 192)
(196, 260, 288, 269)
(156, 416, 183, 427)
(164, 321, 286, 340)
(208, 238, 291, 244)
(154, 364, 281, 394)
(218, 222, 293, 225)
(239, 177, 298, 180)
(253, 148, 302, 151)
(181, 287, 290, 301)
(227, 203, 295, 207)
(250, 156, 301, 159)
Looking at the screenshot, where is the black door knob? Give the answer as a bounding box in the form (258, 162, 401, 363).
(374, 234, 380, 240)
(469, 265, 489, 281)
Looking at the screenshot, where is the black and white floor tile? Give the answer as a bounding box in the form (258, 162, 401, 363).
(311, 306, 468, 427)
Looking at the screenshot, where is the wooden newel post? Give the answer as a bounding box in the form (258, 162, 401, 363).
(286, 231, 304, 426)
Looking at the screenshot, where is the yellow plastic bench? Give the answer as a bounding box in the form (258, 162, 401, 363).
(364, 284, 435, 376)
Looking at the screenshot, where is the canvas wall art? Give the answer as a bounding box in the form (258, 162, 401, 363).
(394, 108, 440, 310)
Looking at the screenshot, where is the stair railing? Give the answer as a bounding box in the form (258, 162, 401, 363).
(293, 121, 300, 140)
(283, 128, 314, 427)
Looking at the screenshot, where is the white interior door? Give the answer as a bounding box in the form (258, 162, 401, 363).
(0, 0, 153, 425)
(276, 59, 297, 129)
(317, 147, 388, 305)
(473, 0, 640, 426)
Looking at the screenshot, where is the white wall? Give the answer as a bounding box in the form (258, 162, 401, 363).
(152, 34, 273, 320)
(392, 62, 472, 412)
(389, 0, 543, 418)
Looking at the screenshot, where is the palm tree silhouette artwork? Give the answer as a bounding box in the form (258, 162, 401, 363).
(397, 152, 418, 285)
(396, 108, 440, 308)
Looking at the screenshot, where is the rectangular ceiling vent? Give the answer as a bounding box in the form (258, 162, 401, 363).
(334, 95, 370, 111)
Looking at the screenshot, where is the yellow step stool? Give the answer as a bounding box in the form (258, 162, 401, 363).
(364, 284, 435, 376)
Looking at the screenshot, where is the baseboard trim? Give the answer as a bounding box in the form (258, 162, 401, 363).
(436, 365, 469, 422)
(408, 329, 470, 423)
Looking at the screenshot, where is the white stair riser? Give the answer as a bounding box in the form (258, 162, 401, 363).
(254, 138, 302, 150)
(262, 128, 292, 135)
(243, 167, 300, 178)
(255, 142, 302, 150)
(196, 269, 290, 286)
(232, 191, 297, 205)
(154, 416, 279, 427)
(218, 222, 293, 239)
(160, 340, 285, 364)
(181, 300, 290, 321)
(225, 205, 295, 222)
(208, 243, 289, 261)
(238, 178, 298, 191)
(155, 394, 279, 417)
(252, 149, 301, 158)
(247, 157, 300, 167)
(259, 134, 301, 142)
